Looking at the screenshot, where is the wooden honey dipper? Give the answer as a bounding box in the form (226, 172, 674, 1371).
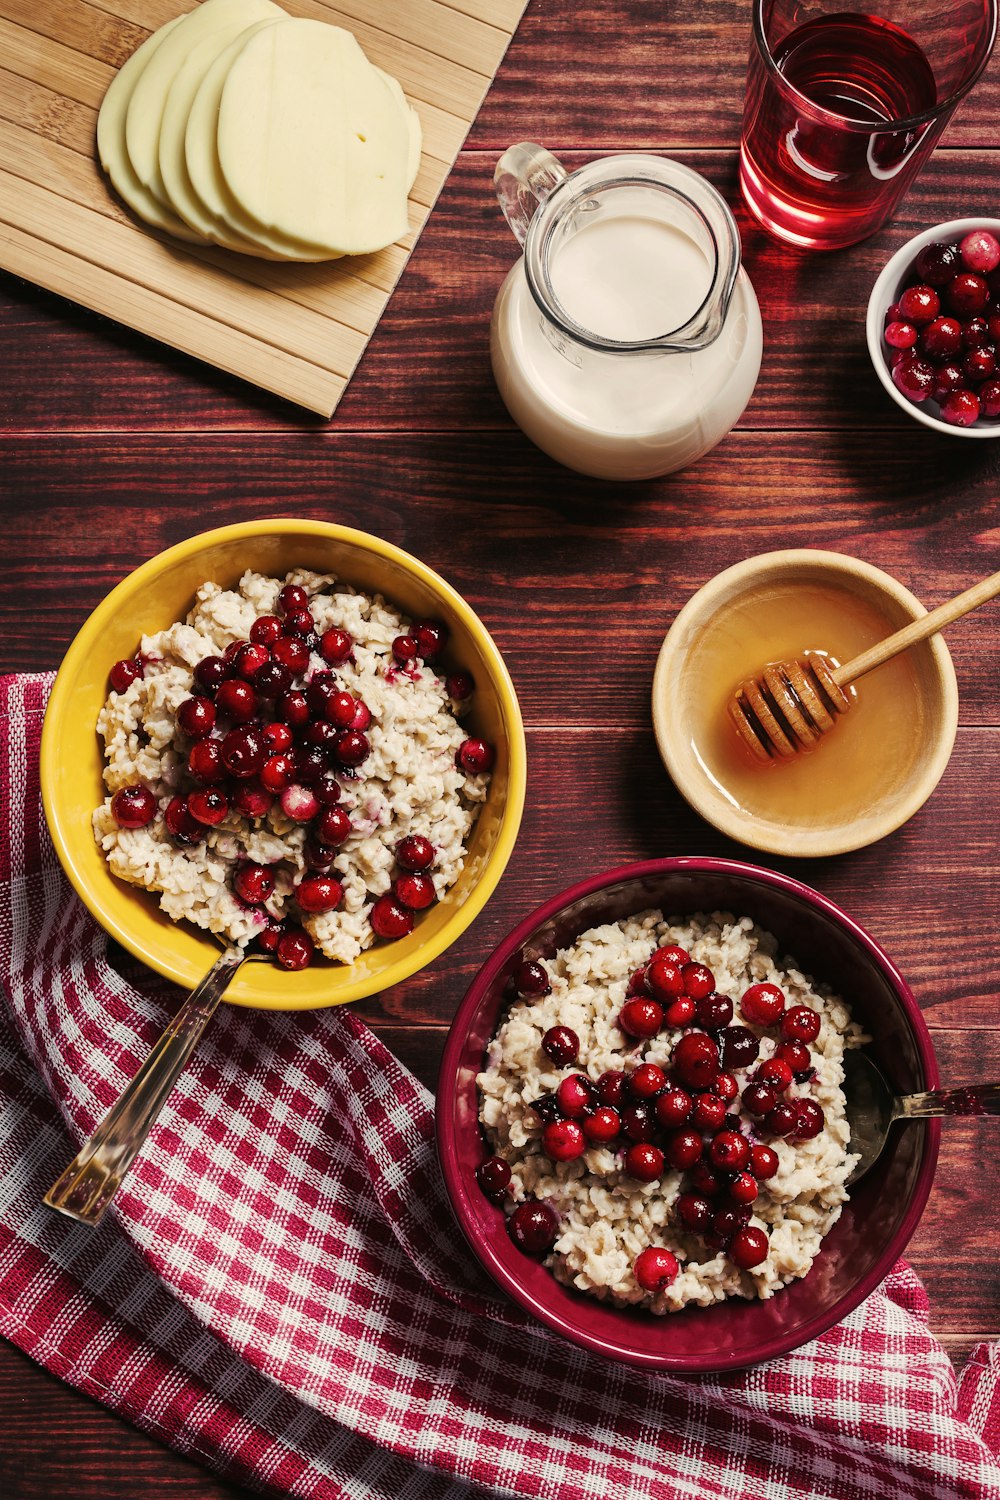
(729, 569, 1000, 763)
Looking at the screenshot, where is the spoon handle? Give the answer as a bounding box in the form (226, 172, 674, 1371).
(833, 568, 1000, 688)
(896, 1082, 1000, 1119)
(43, 946, 247, 1227)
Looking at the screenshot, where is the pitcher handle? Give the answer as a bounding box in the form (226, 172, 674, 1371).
(494, 143, 567, 246)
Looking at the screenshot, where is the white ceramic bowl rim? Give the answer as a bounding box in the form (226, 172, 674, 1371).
(866, 217, 1000, 437)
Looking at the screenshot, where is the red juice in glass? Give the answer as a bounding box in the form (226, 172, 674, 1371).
(740, 3, 997, 250)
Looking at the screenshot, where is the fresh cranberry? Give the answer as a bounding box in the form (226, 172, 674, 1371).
(303, 722, 339, 752)
(164, 796, 203, 843)
(676, 1192, 714, 1231)
(476, 1156, 511, 1204)
(325, 691, 358, 729)
(276, 926, 314, 971)
(946, 272, 989, 317)
(664, 1128, 703, 1169)
(335, 730, 370, 768)
(645, 955, 685, 1001)
(220, 725, 266, 778)
(728, 1226, 769, 1270)
(187, 788, 228, 826)
(282, 608, 314, 638)
(320, 627, 353, 665)
(445, 670, 475, 701)
(654, 1086, 692, 1128)
(221, 641, 245, 670)
(618, 996, 664, 1039)
(412, 619, 449, 660)
(296, 874, 344, 914)
(582, 1106, 620, 1143)
(964, 316, 991, 348)
(775, 1040, 811, 1073)
(749, 1143, 779, 1180)
(315, 805, 351, 845)
(741, 1082, 777, 1117)
(392, 634, 419, 665)
(681, 961, 715, 999)
(304, 838, 338, 871)
(884, 320, 917, 350)
(394, 872, 435, 910)
(966, 345, 998, 381)
(740, 982, 785, 1027)
(273, 691, 307, 730)
(305, 674, 338, 716)
(457, 738, 495, 775)
(314, 771, 343, 805)
(215, 679, 257, 722)
(792, 1098, 825, 1140)
(689, 1162, 722, 1197)
(626, 965, 649, 996)
(719, 1025, 760, 1070)
(109, 657, 142, 693)
(235, 863, 275, 904)
(780, 1006, 821, 1044)
(350, 700, 373, 731)
(276, 584, 308, 617)
(370, 893, 415, 939)
(280, 784, 320, 822)
(293, 746, 327, 786)
(261, 753, 295, 792)
(110, 785, 157, 828)
(932, 362, 967, 399)
(193, 655, 227, 692)
(980, 379, 1000, 417)
(595, 1070, 625, 1107)
(231, 781, 273, 819)
(624, 1143, 665, 1181)
(557, 1074, 595, 1117)
(960, 228, 1000, 273)
(633, 1245, 678, 1293)
(712, 1070, 739, 1103)
(621, 1102, 656, 1142)
(708, 1130, 749, 1172)
(690, 1092, 727, 1133)
(396, 834, 434, 871)
(255, 661, 294, 699)
(256, 921, 282, 954)
(528, 1094, 562, 1123)
(232, 642, 267, 682)
(915, 240, 961, 285)
(514, 959, 550, 997)
(656, 943, 691, 966)
(543, 1118, 586, 1162)
(764, 1101, 800, 1137)
(250, 615, 283, 646)
(728, 1171, 759, 1206)
(629, 1063, 667, 1099)
(508, 1201, 558, 1254)
(696, 992, 733, 1031)
(664, 995, 698, 1027)
(710, 1206, 751, 1246)
(272, 636, 310, 674)
(918, 315, 963, 360)
(673, 1032, 720, 1089)
(756, 1058, 793, 1093)
(897, 284, 940, 324)
(892, 354, 935, 402)
(941, 388, 983, 427)
(541, 1026, 579, 1066)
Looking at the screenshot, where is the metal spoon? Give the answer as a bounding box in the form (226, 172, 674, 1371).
(44, 943, 263, 1228)
(843, 1049, 1000, 1184)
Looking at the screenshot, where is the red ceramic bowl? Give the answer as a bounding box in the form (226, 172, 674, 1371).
(436, 857, 939, 1372)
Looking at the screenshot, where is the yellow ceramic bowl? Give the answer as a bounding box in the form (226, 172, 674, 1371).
(41, 519, 526, 1009)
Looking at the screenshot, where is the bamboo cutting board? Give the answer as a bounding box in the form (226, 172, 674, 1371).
(0, 0, 528, 415)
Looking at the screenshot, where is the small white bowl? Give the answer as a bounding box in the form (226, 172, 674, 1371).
(866, 217, 1000, 437)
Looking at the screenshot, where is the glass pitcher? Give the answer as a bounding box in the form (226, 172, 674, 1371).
(490, 145, 763, 481)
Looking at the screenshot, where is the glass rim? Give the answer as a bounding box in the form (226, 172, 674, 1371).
(751, 0, 999, 135)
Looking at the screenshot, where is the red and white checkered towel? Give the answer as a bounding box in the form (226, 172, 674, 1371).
(2, 671, 1000, 1500)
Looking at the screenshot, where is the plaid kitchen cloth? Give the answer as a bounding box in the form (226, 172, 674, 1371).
(1, 672, 1000, 1500)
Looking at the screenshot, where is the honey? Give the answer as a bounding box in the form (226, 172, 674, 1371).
(681, 578, 927, 830)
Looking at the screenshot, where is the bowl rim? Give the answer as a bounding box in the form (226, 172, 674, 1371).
(866, 217, 1000, 437)
(651, 548, 959, 857)
(436, 855, 941, 1371)
(40, 517, 527, 1010)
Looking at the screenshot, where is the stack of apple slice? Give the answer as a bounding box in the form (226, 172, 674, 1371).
(97, 0, 421, 261)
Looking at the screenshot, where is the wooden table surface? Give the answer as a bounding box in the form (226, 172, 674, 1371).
(4, 1, 1000, 1495)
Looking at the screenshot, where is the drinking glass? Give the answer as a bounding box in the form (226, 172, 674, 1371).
(740, 0, 997, 250)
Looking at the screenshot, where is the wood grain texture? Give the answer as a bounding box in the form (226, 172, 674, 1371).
(3, 0, 1000, 1493)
